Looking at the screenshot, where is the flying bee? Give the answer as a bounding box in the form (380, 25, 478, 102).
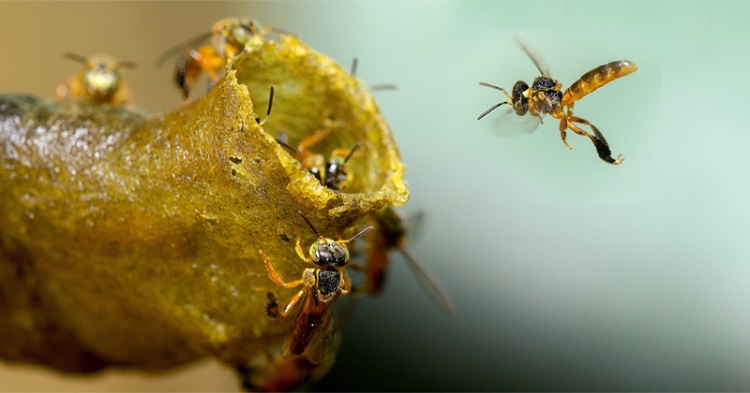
(276, 127, 363, 191)
(260, 210, 373, 365)
(55, 52, 135, 106)
(364, 207, 453, 314)
(478, 39, 638, 165)
(158, 17, 269, 99)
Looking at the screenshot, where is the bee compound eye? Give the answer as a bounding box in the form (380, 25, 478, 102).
(339, 246, 349, 267)
(309, 242, 320, 262)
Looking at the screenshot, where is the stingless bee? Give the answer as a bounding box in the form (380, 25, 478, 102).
(158, 17, 268, 99)
(55, 52, 135, 106)
(365, 207, 453, 314)
(260, 211, 373, 365)
(276, 126, 363, 192)
(478, 39, 638, 165)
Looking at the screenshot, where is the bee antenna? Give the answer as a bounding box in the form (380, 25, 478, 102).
(63, 52, 87, 64)
(347, 226, 374, 243)
(370, 83, 398, 92)
(477, 102, 509, 120)
(297, 210, 323, 239)
(343, 141, 362, 164)
(351, 57, 358, 77)
(256, 86, 274, 125)
(479, 81, 506, 92)
(267, 86, 274, 117)
(276, 138, 297, 154)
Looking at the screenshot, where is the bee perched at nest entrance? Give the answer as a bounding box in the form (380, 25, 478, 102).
(260, 211, 373, 365)
(55, 52, 136, 106)
(157, 17, 281, 99)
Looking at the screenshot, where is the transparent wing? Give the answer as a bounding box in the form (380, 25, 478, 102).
(301, 298, 338, 365)
(281, 288, 337, 365)
(399, 246, 454, 314)
(515, 36, 551, 76)
(154, 30, 213, 67)
(488, 106, 543, 136)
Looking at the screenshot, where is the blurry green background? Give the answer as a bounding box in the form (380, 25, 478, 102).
(2, 1, 750, 391)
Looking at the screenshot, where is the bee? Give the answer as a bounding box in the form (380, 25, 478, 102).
(365, 207, 453, 314)
(276, 127, 363, 191)
(478, 39, 638, 165)
(55, 52, 135, 106)
(157, 17, 270, 99)
(260, 211, 373, 365)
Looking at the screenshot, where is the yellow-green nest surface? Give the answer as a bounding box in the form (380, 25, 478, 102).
(0, 34, 408, 385)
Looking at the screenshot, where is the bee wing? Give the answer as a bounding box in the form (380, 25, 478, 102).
(515, 36, 551, 77)
(281, 289, 337, 365)
(488, 106, 543, 136)
(155, 30, 213, 67)
(404, 210, 425, 244)
(301, 297, 338, 365)
(398, 246, 454, 314)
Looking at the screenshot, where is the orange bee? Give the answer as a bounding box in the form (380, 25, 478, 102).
(159, 17, 269, 99)
(478, 39, 638, 165)
(55, 52, 135, 106)
(260, 211, 372, 364)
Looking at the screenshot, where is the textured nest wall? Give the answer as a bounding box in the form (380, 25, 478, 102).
(0, 34, 408, 388)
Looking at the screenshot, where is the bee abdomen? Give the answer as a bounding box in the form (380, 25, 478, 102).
(562, 60, 638, 106)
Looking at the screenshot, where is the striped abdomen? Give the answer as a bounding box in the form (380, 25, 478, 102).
(561, 60, 638, 107)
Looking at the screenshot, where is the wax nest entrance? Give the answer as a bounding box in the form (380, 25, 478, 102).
(0, 33, 409, 389)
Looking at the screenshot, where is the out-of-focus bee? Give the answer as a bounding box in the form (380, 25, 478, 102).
(158, 17, 268, 99)
(238, 348, 335, 392)
(276, 126, 362, 191)
(364, 207, 453, 314)
(55, 52, 135, 106)
(260, 211, 373, 365)
(478, 39, 638, 165)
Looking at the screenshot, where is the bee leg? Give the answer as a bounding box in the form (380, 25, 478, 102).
(557, 117, 573, 150)
(298, 127, 333, 154)
(264, 287, 306, 319)
(567, 116, 624, 165)
(260, 249, 305, 288)
(329, 148, 352, 158)
(294, 231, 315, 264)
(341, 270, 352, 295)
(279, 289, 306, 319)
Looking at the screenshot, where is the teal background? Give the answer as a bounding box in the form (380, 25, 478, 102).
(1, 1, 750, 391)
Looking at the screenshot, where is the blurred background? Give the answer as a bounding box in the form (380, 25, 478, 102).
(2, 1, 750, 391)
